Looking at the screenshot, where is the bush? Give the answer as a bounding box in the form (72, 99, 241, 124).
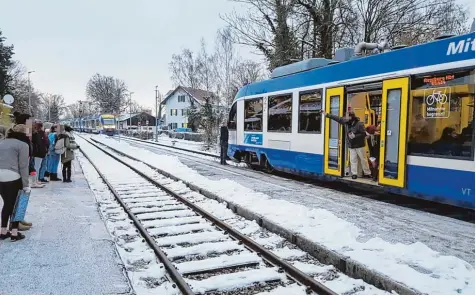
(168, 131, 203, 142)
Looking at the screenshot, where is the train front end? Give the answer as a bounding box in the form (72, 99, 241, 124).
(100, 114, 116, 136)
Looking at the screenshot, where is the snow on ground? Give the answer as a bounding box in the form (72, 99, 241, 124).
(84, 135, 476, 295)
(76, 152, 178, 295)
(122, 137, 475, 268)
(0, 159, 131, 295)
(120, 133, 217, 154)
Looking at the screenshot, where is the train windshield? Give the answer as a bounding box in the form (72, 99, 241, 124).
(103, 119, 115, 125)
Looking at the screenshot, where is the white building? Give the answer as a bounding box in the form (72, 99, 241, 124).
(161, 86, 214, 130)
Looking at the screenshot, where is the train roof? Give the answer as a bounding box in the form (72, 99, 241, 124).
(71, 114, 116, 121)
(234, 32, 475, 101)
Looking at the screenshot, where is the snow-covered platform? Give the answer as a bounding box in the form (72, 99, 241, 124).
(0, 159, 131, 294)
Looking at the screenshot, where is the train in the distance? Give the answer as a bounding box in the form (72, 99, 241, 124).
(62, 114, 116, 136)
(227, 32, 475, 209)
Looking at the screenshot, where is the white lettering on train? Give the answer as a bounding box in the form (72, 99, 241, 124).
(461, 188, 472, 196)
(447, 38, 475, 55)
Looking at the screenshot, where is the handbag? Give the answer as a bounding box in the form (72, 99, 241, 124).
(11, 189, 31, 222)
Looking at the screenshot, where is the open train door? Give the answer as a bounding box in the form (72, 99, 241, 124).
(378, 77, 410, 188)
(324, 87, 345, 176)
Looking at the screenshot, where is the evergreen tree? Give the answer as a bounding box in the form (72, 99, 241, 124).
(0, 30, 14, 97)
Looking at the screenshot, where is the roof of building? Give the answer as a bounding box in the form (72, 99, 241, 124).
(161, 86, 215, 105)
(116, 112, 157, 122)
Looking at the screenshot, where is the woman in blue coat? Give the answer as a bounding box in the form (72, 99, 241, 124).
(46, 125, 61, 181)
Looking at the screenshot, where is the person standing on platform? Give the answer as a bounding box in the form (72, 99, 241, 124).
(219, 124, 229, 165)
(12, 113, 34, 230)
(0, 124, 30, 241)
(320, 110, 372, 179)
(55, 125, 79, 182)
(46, 125, 62, 181)
(32, 122, 49, 184)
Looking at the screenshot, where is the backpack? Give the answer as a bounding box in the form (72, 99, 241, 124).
(55, 138, 66, 155)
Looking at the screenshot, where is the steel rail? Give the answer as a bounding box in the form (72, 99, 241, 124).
(86, 136, 336, 295)
(79, 144, 195, 295)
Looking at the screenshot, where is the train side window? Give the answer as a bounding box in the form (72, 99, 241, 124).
(407, 68, 474, 160)
(298, 89, 322, 133)
(244, 98, 263, 132)
(268, 93, 293, 132)
(228, 102, 237, 130)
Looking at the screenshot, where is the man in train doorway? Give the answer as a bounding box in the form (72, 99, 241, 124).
(320, 110, 372, 179)
(219, 123, 229, 165)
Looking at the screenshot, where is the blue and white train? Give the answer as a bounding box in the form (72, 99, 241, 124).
(69, 114, 116, 136)
(227, 32, 475, 209)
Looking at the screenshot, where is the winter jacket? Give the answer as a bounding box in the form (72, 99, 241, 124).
(56, 132, 79, 163)
(326, 114, 366, 149)
(32, 131, 49, 158)
(8, 131, 32, 157)
(220, 126, 229, 144)
(0, 138, 30, 187)
(48, 132, 58, 154)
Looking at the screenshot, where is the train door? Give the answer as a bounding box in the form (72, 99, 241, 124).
(378, 77, 409, 188)
(344, 82, 382, 178)
(228, 101, 238, 146)
(324, 87, 345, 176)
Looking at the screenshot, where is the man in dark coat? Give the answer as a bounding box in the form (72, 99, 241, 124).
(32, 122, 49, 183)
(219, 125, 229, 165)
(321, 110, 371, 179)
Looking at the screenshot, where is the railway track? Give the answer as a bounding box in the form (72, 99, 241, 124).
(78, 135, 387, 295)
(117, 135, 474, 223)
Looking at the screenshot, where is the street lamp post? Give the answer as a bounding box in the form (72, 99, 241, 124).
(27, 70, 35, 114)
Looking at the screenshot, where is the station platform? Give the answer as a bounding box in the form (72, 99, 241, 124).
(0, 159, 131, 294)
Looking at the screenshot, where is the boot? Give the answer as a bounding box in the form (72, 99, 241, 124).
(21, 221, 33, 227)
(50, 173, 62, 181)
(62, 170, 67, 182)
(66, 169, 72, 182)
(19, 223, 31, 231)
(45, 171, 50, 177)
(10, 222, 30, 231)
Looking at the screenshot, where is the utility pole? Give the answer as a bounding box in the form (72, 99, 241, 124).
(27, 70, 35, 115)
(129, 91, 134, 132)
(155, 86, 158, 142)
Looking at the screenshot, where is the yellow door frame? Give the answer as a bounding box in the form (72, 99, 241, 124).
(378, 77, 409, 188)
(324, 87, 345, 176)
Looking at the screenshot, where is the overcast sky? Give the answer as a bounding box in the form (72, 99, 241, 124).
(1, 0, 474, 112)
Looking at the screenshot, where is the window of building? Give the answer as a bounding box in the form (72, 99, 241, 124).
(178, 95, 186, 102)
(268, 94, 293, 132)
(228, 102, 237, 130)
(169, 122, 178, 129)
(298, 89, 322, 133)
(182, 109, 186, 116)
(182, 123, 188, 128)
(244, 98, 263, 132)
(407, 68, 474, 160)
(170, 109, 177, 116)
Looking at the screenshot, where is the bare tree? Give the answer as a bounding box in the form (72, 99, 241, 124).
(221, 0, 301, 70)
(223, 0, 471, 67)
(169, 49, 203, 89)
(230, 59, 264, 99)
(67, 103, 82, 118)
(86, 73, 128, 114)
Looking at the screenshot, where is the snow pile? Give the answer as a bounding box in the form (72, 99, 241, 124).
(88, 135, 475, 294)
